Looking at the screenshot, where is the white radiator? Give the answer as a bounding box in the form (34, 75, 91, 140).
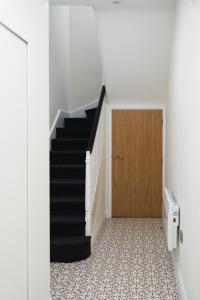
(163, 188, 179, 251)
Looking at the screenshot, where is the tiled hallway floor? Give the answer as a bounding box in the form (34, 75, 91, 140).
(51, 219, 179, 300)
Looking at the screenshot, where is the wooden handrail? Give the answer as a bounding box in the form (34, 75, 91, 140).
(87, 85, 106, 153)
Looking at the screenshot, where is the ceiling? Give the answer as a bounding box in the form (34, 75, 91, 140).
(49, 0, 177, 10)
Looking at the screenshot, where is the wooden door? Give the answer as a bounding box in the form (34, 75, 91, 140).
(112, 110, 162, 218)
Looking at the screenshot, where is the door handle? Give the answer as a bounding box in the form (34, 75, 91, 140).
(112, 155, 119, 160)
(112, 155, 124, 160)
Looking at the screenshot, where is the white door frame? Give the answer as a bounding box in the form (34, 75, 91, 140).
(107, 104, 166, 218)
(0, 21, 28, 300)
(0, 1, 50, 297)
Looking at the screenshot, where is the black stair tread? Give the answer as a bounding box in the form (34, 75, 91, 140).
(51, 196, 84, 203)
(51, 179, 85, 184)
(51, 215, 85, 223)
(85, 108, 97, 119)
(64, 118, 94, 128)
(64, 117, 94, 120)
(50, 164, 85, 179)
(51, 139, 89, 150)
(64, 118, 94, 124)
(51, 235, 91, 245)
(50, 151, 86, 165)
(51, 150, 85, 153)
(50, 164, 85, 168)
(50, 150, 85, 154)
(56, 128, 91, 139)
(85, 108, 97, 113)
(57, 127, 91, 131)
(52, 138, 89, 142)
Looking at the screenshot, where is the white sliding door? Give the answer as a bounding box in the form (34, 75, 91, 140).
(0, 23, 28, 300)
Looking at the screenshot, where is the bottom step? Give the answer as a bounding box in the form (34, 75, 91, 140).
(50, 236, 91, 263)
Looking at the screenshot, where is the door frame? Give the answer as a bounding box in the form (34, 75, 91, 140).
(0, 21, 29, 300)
(107, 104, 166, 218)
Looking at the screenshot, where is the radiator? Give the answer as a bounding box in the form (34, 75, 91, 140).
(162, 188, 179, 251)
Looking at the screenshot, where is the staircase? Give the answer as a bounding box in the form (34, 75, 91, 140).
(50, 107, 97, 263)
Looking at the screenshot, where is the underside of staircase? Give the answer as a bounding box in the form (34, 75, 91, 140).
(50, 107, 97, 263)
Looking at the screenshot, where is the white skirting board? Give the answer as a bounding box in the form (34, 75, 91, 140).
(49, 109, 70, 141)
(69, 99, 98, 118)
(49, 99, 98, 142)
(171, 252, 188, 300)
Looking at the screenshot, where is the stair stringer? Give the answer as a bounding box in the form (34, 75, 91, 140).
(85, 100, 106, 237)
(91, 148, 106, 245)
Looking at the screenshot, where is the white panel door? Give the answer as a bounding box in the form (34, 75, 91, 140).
(0, 24, 27, 300)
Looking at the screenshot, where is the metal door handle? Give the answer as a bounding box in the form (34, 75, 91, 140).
(112, 155, 119, 160)
(112, 155, 123, 160)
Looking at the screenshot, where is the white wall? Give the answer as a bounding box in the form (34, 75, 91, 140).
(49, 5, 102, 120)
(0, 24, 28, 300)
(69, 6, 102, 112)
(50, 6, 174, 113)
(96, 9, 175, 105)
(0, 2, 49, 300)
(49, 5, 70, 127)
(166, 1, 200, 299)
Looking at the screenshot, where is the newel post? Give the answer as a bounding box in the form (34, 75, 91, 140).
(85, 151, 91, 236)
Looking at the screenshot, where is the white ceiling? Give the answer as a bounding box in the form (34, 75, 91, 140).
(49, 0, 177, 10)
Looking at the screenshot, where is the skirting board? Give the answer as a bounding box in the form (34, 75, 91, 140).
(171, 252, 188, 300)
(49, 99, 98, 142)
(69, 99, 98, 118)
(49, 109, 70, 141)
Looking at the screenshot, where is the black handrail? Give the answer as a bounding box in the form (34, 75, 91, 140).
(87, 85, 106, 153)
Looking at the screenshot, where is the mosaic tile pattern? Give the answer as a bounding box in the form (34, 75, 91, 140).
(51, 219, 179, 300)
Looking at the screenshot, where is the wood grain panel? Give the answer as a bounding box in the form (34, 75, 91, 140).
(112, 110, 162, 218)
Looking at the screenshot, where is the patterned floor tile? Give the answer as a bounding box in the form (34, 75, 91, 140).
(51, 218, 179, 300)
